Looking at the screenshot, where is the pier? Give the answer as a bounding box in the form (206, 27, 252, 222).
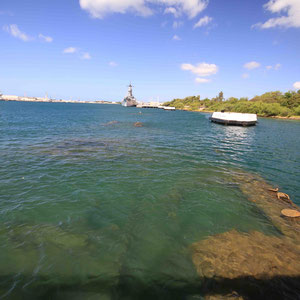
(137, 102, 176, 110)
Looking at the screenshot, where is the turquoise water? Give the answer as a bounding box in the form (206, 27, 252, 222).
(0, 101, 299, 299)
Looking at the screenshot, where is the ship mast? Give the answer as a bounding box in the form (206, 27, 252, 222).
(127, 83, 133, 98)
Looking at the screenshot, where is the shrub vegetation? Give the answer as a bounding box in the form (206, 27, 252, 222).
(164, 90, 300, 117)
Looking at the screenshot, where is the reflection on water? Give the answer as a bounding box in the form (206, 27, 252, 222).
(221, 125, 255, 145)
(211, 124, 256, 166)
(0, 102, 300, 299)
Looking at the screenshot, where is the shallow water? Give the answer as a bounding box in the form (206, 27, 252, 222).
(0, 101, 299, 299)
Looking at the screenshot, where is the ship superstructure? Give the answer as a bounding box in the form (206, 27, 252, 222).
(122, 84, 138, 107)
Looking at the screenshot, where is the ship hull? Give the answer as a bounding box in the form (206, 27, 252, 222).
(122, 101, 137, 107)
(122, 97, 137, 107)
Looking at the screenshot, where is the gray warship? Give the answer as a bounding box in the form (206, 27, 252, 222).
(122, 84, 138, 107)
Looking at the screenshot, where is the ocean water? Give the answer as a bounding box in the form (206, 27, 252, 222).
(0, 101, 299, 299)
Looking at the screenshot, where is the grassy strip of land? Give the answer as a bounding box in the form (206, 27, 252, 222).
(164, 91, 300, 118)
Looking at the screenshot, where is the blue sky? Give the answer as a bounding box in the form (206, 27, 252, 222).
(0, 0, 299, 102)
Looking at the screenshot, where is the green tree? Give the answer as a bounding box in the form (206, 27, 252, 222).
(218, 91, 224, 102)
(294, 105, 300, 116)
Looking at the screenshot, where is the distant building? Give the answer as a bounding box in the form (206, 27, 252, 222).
(1, 95, 20, 101)
(122, 84, 138, 107)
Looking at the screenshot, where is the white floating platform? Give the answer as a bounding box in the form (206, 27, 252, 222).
(163, 106, 176, 111)
(210, 112, 257, 126)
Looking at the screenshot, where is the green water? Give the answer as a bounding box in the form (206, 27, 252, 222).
(0, 101, 299, 299)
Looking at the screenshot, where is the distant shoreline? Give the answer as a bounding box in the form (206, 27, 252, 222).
(0, 98, 119, 105)
(2, 98, 300, 120)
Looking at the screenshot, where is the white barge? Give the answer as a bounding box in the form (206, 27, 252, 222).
(210, 112, 257, 126)
(163, 106, 176, 111)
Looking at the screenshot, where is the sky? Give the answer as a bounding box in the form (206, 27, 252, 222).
(0, 0, 299, 102)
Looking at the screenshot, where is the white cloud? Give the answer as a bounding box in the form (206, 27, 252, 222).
(266, 63, 281, 70)
(195, 77, 210, 83)
(63, 47, 91, 60)
(80, 0, 152, 18)
(164, 7, 180, 17)
(293, 81, 300, 90)
(274, 63, 281, 70)
(242, 73, 250, 79)
(172, 34, 181, 40)
(3, 25, 54, 44)
(3, 24, 31, 42)
(194, 15, 212, 28)
(39, 34, 53, 43)
(244, 61, 261, 70)
(109, 61, 118, 67)
(181, 62, 218, 77)
(254, 0, 300, 29)
(79, 0, 208, 19)
(81, 52, 91, 60)
(63, 47, 78, 54)
(162, 0, 208, 18)
(172, 20, 183, 28)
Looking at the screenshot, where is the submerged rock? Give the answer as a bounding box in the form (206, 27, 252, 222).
(189, 170, 300, 299)
(34, 138, 117, 159)
(190, 228, 300, 299)
(7, 224, 87, 248)
(205, 292, 244, 300)
(281, 209, 300, 218)
(277, 192, 293, 205)
(103, 121, 119, 126)
(231, 171, 300, 242)
(134, 122, 143, 127)
(0, 223, 124, 289)
(191, 230, 300, 280)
